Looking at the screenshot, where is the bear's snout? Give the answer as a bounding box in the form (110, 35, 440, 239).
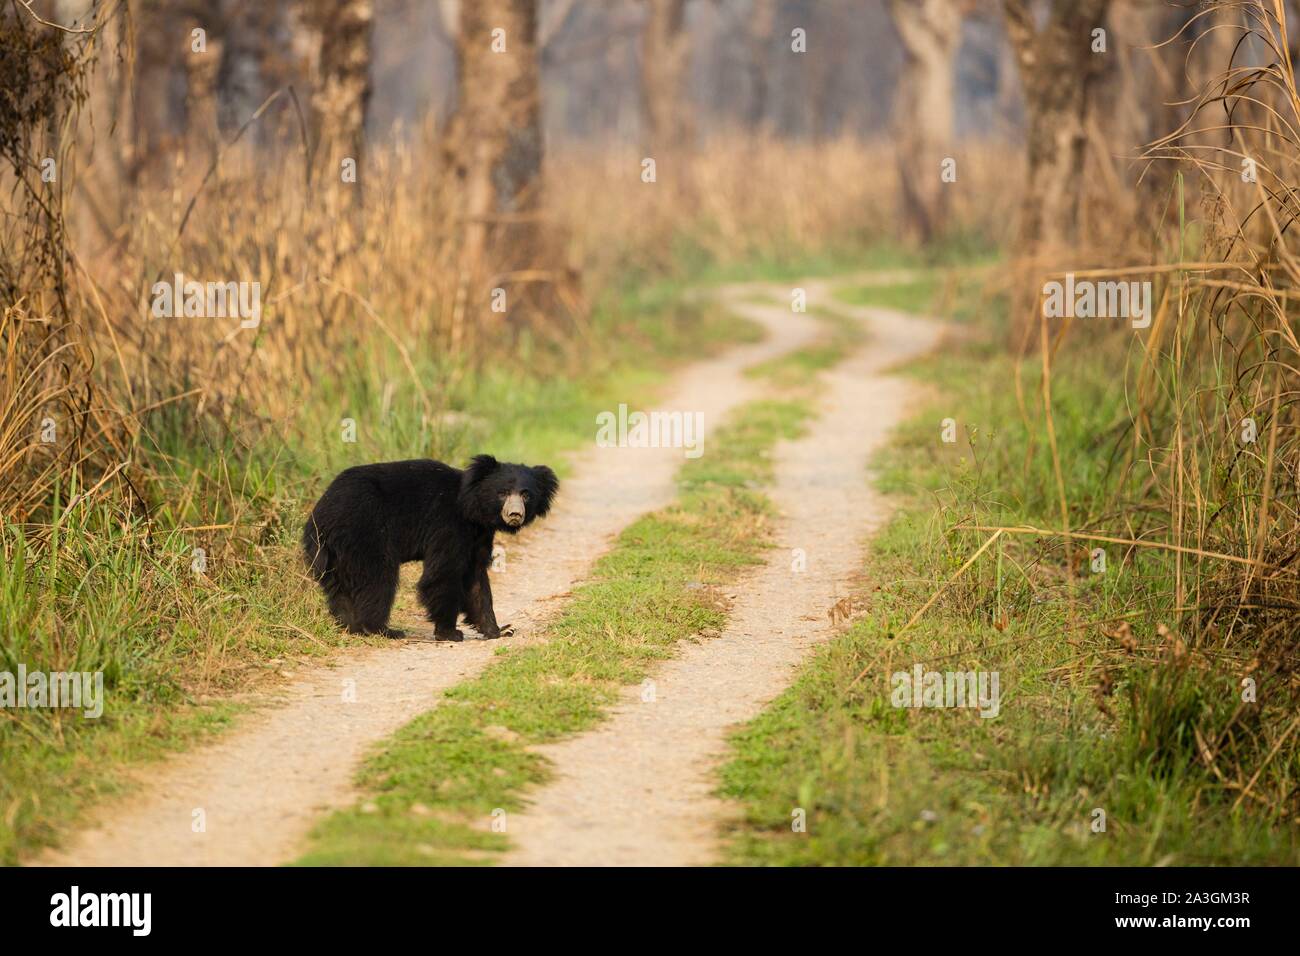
(502, 492, 526, 526)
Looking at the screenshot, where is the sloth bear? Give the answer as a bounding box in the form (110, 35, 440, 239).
(302, 455, 558, 641)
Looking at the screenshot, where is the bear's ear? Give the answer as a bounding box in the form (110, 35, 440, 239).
(530, 465, 558, 517)
(462, 454, 500, 488)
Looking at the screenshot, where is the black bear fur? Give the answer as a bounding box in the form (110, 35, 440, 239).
(303, 455, 558, 641)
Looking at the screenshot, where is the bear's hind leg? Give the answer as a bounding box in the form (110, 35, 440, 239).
(305, 522, 363, 632)
(316, 567, 384, 635)
(348, 560, 403, 637)
(326, 589, 355, 630)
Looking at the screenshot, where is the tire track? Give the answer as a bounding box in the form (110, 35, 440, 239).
(503, 285, 941, 866)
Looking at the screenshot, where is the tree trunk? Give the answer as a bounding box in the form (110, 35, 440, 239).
(216, 1, 263, 135)
(887, 0, 961, 244)
(130, 0, 189, 182)
(185, 13, 221, 165)
(307, 0, 374, 180)
(744, 0, 776, 130)
(640, 0, 691, 152)
(1003, 0, 1113, 254)
(441, 0, 545, 345)
(208, 0, 296, 147)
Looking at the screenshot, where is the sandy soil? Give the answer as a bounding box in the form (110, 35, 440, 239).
(502, 287, 941, 866)
(32, 285, 822, 867)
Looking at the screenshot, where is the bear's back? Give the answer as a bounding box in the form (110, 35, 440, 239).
(323, 459, 461, 518)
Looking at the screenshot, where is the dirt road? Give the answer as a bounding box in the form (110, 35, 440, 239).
(503, 288, 940, 866)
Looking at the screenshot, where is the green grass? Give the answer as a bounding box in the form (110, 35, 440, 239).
(0, 287, 756, 866)
(835, 276, 941, 315)
(680, 243, 921, 286)
(665, 232, 1001, 289)
(719, 512, 1298, 865)
(718, 277, 1300, 866)
(0, 496, 346, 863)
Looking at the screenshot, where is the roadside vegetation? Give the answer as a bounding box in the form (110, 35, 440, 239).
(720, 270, 1300, 865)
(0, 285, 753, 865)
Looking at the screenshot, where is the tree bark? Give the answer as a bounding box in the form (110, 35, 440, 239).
(207, 0, 297, 149)
(887, 0, 961, 244)
(640, 0, 691, 152)
(744, 0, 776, 130)
(306, 0, 374, 177)
(130, 0, 189, 182)
(441, 0, 545, 343)
(1003, 0, 1112, 254)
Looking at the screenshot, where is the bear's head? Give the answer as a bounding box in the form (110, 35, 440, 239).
(458, 454, 559, 533)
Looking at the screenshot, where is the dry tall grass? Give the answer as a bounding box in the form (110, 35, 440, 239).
(1142, 1, 1300, 809)
(986, 0, 1300, 814)
(0, 3, 107, 523)
(554, 133, 1018, 287)
(8, 30, 1020, 526)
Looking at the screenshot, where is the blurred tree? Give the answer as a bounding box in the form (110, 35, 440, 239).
(1289, 0, 1300, 66)
(1079, 1, 1243, 243)
(216, 1, 263, 133)
(539, 0, 580, 49)
(640, 0, 692, 150)
(440, 0, 546, 344)
(305, 0, 374, 193)
(744, 0, 776, 129)
(129, 0, 189, 181)
(1002, 0, 1113, 252)
(887, 0, 962, 243)
(216, 1, 299, 142)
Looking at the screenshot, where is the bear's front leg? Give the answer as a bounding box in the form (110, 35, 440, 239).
(417, 561, 464, 642)
(464, 565, 505, 639)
